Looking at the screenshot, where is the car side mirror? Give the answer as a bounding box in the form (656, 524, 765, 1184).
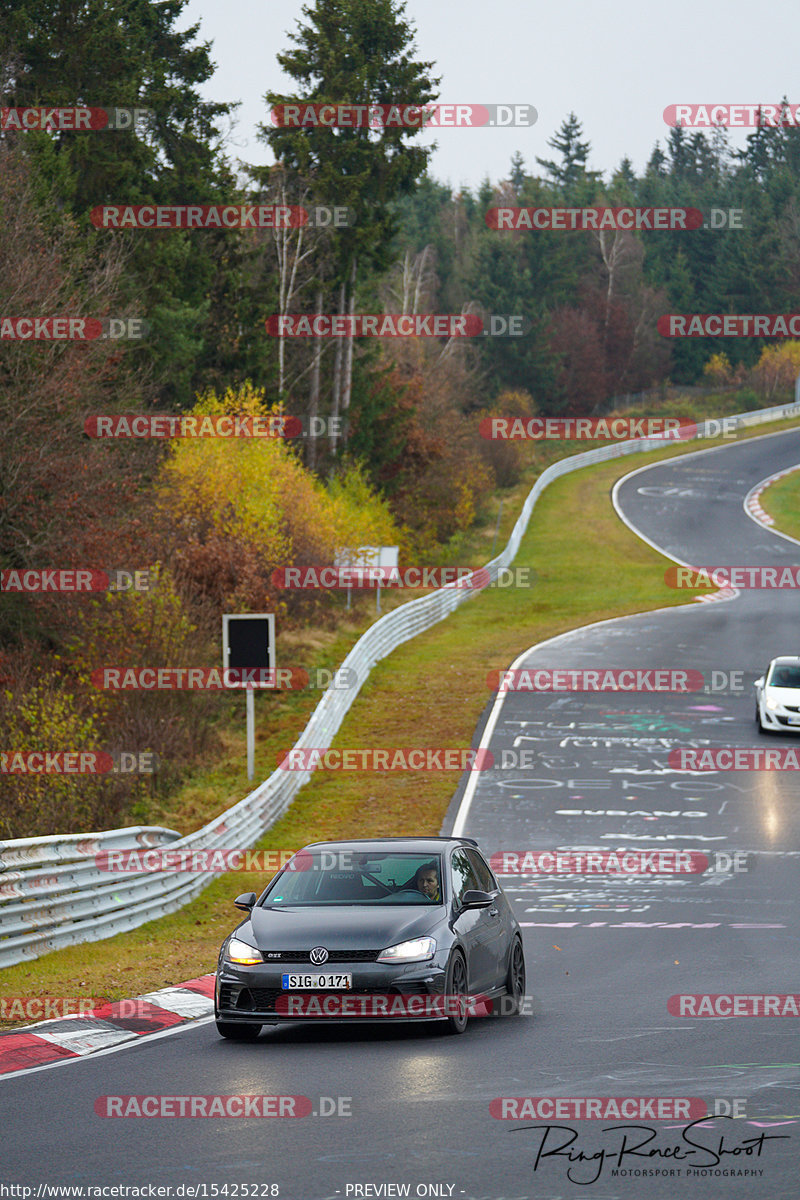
(460, 889, 494, 909)
(755, 677, 764, 688)
(234, 891, 257, 911)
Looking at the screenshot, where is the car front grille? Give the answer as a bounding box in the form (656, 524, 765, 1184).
(259, 950, 381, 963)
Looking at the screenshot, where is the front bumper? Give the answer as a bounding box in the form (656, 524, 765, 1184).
(760, 702, 800, 729)
(215, 957, 451, 1023)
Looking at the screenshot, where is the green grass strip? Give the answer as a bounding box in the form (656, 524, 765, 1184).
(757, 468, 800, 542)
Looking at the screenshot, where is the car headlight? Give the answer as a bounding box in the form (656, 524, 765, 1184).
(227, 936, 263, 965)
(377, 937, 436, 963)
(766, 694, 780, 711)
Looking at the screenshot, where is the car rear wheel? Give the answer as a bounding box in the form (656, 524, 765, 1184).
(503, 938, 526, 1015)
(215, 1019, 262, 1041)
(445, 952, 469, 1034)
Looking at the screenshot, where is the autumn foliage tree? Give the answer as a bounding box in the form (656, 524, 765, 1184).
(0, 143, 164, 668)
(349, 339, 495, 551)
(158, 383, 400, 626)
(750, 342, 800, 401)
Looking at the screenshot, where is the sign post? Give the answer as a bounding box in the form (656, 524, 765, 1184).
(375, 546, 399, 613)
(246, 689, 255, 780)
(222, 613, 275, 781)
(334, 546, 399, 613)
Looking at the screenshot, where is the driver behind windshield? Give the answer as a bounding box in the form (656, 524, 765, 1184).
(414, 861, 441, 901)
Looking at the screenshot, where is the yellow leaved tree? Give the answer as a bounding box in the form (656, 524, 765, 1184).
(158, 382, 400, 623)
(751, 342, 800, 401)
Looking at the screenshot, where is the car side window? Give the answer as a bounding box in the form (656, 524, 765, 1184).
(466, 848, 498, 893)
(451, 849, 482, 907)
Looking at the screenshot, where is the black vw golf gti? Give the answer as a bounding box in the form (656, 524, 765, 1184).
(215, 836, 526, 1038)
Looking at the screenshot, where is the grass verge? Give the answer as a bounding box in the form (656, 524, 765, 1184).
(756, 467, 800, 542)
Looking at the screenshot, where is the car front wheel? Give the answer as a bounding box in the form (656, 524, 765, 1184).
(503, 938, 526, 1015)
(444, 952, 469, 1034)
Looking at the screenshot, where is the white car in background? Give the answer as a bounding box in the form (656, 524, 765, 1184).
(755, 657, 800, 733)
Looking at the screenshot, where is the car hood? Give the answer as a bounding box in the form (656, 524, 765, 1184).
(245, 904, 441, 951)
(765, 686, 800, 702)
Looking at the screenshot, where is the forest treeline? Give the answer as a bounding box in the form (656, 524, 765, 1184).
(2, 0, 799, 836)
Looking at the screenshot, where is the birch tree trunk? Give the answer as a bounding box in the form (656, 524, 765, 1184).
(340, 256, 358, 448)
(307, 287, 324, 471)
(272, 172, 314, 397)
(329, 278, 346, 457)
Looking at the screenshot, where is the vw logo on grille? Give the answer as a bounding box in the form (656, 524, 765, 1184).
(309, 946, 329, 964)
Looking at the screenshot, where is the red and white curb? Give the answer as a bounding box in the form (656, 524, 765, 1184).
(744, 463, 800, 532)
(0, 973, 215, 1075)
(693, 585, 738, 604)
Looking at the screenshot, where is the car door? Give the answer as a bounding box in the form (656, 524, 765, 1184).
(465, 848, 510, 988)
(450, 848, 493, 992)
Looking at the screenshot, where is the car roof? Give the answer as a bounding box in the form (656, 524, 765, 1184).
(769, 656, 800, 665)
(300, 836, 479, 854)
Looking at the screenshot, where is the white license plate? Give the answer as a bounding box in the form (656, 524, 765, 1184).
(281, 973, 352, 989)
(787, 717, 800, 726)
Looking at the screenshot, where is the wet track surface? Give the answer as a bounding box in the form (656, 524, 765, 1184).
(4, 429, 800, 1198)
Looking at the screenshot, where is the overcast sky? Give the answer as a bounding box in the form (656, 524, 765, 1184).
(181, 0, 800, 190)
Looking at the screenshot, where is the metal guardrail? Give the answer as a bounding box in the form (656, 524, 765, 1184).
(2, 400, 799, 967)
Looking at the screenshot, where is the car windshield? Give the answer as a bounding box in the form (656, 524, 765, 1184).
(767, 665, 800, 688)
(261, 852, 445, 906)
